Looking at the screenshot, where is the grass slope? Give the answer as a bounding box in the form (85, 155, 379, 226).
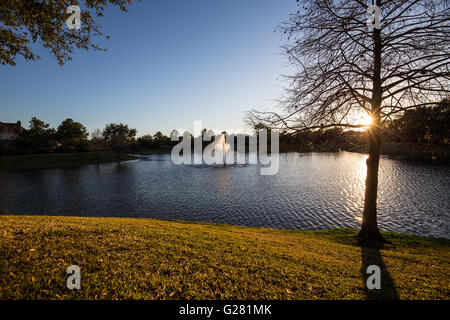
(0, 216, 448, 300)
(0, 152, 138, 171)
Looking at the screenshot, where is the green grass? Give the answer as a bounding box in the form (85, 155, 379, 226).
(0, 216, 448, 300)
(0, 152, 138, 171)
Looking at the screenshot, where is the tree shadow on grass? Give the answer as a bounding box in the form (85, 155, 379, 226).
(361, 247, 399, 300)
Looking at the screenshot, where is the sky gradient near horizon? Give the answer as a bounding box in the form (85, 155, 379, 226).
(0, 0, 298, 137)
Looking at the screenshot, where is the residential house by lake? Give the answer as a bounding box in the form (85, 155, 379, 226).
(0, 121, 24, 154)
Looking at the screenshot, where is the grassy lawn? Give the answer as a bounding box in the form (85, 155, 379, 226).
(0, 216, 448, 300)
(0, 152, 138, 171)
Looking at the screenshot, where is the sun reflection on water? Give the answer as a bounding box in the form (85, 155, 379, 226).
(358, 155, 369, 181)
(353, 155, 368, 223)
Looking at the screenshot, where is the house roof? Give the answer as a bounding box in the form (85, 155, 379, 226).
(0, 121, 24, 134)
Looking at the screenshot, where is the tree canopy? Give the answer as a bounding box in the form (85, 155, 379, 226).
(56, 118, 89, 151)
(28, 116, 53, 136)
(102, 122, 137, 142)
(0, 0, 137, 66)
(248, 0, 450, 131)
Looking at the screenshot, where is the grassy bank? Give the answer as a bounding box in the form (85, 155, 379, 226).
(0, 152, 138, 171)
(0, 216, 448, 300)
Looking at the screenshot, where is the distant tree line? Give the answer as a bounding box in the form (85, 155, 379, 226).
(15, 117, 90, 154)
(5, 118, 174, 155)
(2, 99, 448, 162)
(277, 99, 449, 163)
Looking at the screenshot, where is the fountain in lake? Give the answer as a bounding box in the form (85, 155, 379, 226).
(209, 133, 231, 165)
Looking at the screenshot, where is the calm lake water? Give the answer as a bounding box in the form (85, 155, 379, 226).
(0, 152, 449, 239)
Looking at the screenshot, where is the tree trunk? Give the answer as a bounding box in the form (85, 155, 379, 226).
(356, 0, 387, 247)
(356, 122, 386, 247)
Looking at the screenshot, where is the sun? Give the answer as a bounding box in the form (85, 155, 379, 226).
(358, 114, 373, 127)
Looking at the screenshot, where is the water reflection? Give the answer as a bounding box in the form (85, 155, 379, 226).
(213, 167, 232, 200)
(0, 152, 448, 238)
(354, 155, 369, 223)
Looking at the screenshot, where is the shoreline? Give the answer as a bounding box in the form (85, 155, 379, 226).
(1, 148, 448, 172)
(0, 152, 138, 171)
(137, 148, 450, 166)
(278, 147, 450, 165)
(2, 214, 448, 241)
(1, 215, 448, 300)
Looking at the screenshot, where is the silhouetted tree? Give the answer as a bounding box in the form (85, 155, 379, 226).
(102, 123, 137, 155)
(28, 117, 51, 135)
(56, 118, 89, 152)
(152, 131, 169, 148)
(18, 117, 56, 153)
(137, 134, 154, 149)
(153, 131, 164, 141)
(248, 0, 450, 247)
(91, 128, 103, 140)
(0, 0, 138, 66)
(89, 128, 106, 151)
(102, 123, 136, 142)
(386, 98, 450, 146)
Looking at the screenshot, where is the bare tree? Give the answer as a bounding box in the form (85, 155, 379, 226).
(248, 0, 450, 247)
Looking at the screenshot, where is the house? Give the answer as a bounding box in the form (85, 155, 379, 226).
(0, 121, 25, 154)
(0, 121, 24, 141)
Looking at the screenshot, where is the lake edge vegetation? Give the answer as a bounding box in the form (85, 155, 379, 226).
(1, 98, 448, 167)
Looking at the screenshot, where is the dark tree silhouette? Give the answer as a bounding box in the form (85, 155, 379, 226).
(0, 0, 138, 66)
(137, 134, 154, 149)
(56, 118, 89, 152)
(248, 0, 450, 247)
(102, 123, 137, 142)
(102, 123, 137, 157)
(18, 117, 56, 153)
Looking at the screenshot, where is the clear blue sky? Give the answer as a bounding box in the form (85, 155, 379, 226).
(0, 0, 298, 137)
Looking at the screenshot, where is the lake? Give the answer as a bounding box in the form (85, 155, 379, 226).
(0, 152, 449, 239)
